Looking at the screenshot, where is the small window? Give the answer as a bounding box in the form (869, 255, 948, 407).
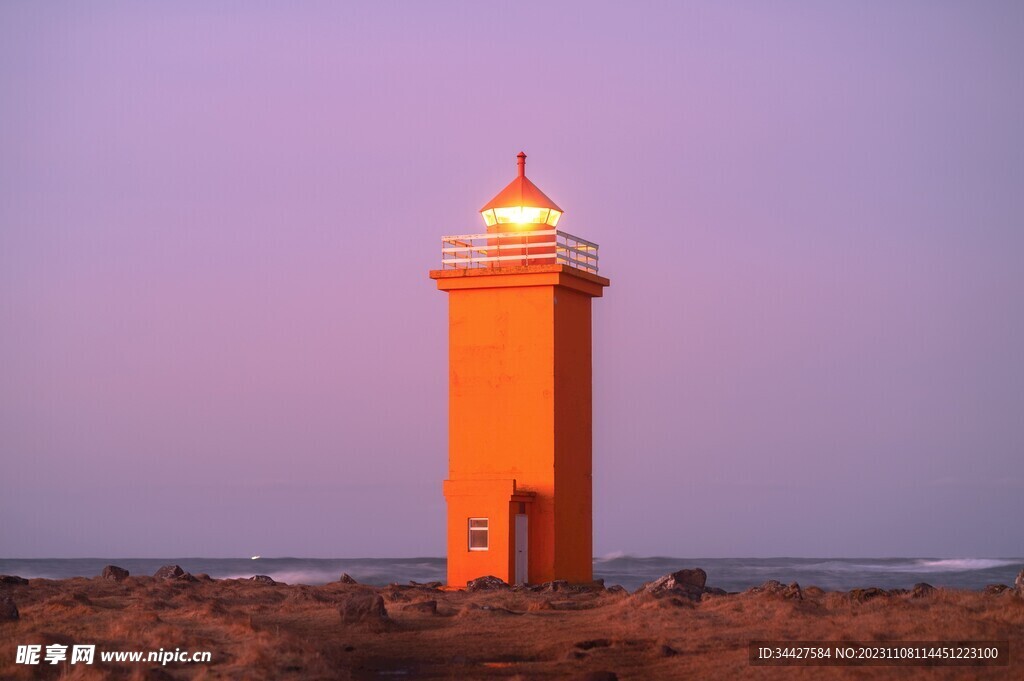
(468, 518, 489, 551)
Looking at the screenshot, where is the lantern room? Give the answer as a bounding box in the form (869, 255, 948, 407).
(479, 152, 563, 230)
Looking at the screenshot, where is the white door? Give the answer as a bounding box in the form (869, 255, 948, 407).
(514, 514, 528, 584)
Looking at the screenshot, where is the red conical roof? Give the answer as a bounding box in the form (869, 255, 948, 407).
(480, 152, 563, 213)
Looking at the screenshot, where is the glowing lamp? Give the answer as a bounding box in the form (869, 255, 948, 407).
(480, 152, 563, 230)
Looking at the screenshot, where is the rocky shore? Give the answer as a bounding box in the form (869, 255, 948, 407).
(1, 566, 1022, 679)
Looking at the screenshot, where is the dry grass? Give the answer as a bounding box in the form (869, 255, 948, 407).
(1, 577, 1021, 680)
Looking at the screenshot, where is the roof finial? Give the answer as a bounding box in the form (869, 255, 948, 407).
(517, 151, 527, 178)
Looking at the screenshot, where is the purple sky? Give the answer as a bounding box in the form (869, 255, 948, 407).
(2, 2, 1022, 559)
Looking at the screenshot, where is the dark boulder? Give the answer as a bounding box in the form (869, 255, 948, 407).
(250, 575, 277, 585)
(638, 568, 707, 601)
(466, 575, 510, 592)
(748, 580, 785, 595)
(911, 582, 935, 598)
(0, 595, 18, 621)
(984, 584, 1010, 595)
(641, 568, 706, 592)
(339, 573, 358, 584)
(701, 587, 729, 602)
(0, 575, 28, 585)
(102, 565, 129, 582)
(339, 592, 389, 627)
(850, 587, 889, 603)
(747, 580, 803, 599)
(153, 565, 185, 580)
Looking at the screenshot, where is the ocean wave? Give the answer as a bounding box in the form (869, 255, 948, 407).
(788, 558, 1019, 574)
(818, 558, 1019, 573)
(898, 559, 1018, 573)
(593, 551, 631, 563)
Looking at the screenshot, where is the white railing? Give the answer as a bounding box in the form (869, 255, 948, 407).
(441, 229, 599, 274)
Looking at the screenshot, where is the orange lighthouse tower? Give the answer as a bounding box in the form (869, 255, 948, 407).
(430, 153, 609, 587)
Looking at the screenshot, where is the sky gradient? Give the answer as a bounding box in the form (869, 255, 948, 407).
(2, 2, 1022, 559)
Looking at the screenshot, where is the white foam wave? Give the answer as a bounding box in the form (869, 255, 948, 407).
(593, 551, 630, 563)
(903, 559, 1018, 573)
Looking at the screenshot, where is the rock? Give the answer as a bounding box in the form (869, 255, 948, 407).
(339, 592, 389, 627)
(850, 587, 889, 603)
(638, 568, 707, 601)
(606, 585, 627, 596)
(640, 568, 706, 593)
(466, 575, 510, 592)
(984, 584, 1010, 595)
(783, 582, 803, 601)
(101, 565, 129, 582)
(745, 580, 802, 599)
(911, 582, 935, 598)
(541, 579, 571, 592)
(0, 575, 28, 585)
(195, 573, 214, 582)
(1016, 569, 1024, 593)
(0, 595, 18, 621)
(153, 565, 185, 580)
(409, 580, 442, 589)
(339, 573, 358, 584)
(700, 589, 726, 602)
(250, 575, 277, 585)
(152, 565, 196, 583)
(748, 580, 785, 595)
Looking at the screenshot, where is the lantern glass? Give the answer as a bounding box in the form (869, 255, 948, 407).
(493, 206, 550, 225)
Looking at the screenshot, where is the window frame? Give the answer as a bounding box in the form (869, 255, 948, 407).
(468, 517, 489, 551)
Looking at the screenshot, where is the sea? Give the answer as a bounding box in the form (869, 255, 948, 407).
(1, 556, 1020, 592)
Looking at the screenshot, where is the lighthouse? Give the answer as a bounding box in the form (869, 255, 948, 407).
(430, 153, 609, 586)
